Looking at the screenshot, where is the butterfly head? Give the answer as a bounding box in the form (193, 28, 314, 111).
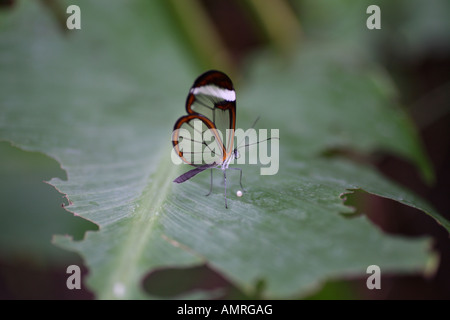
(233, 148, 240, 160)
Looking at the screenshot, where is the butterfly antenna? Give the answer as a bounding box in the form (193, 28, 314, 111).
(250, 116, 261, 129)
(236, 116, 261, 149)
(238, 136, 279, 151)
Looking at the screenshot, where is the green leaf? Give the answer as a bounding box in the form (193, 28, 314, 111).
(0, 0, 447, 299)
(1, 0, 202, 299)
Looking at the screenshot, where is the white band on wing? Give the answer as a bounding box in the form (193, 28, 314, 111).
(191, 85, 236, 102)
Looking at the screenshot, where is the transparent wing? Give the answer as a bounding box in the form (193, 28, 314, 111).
(173, 70, 237, 167)
(172, 115, 224, 166)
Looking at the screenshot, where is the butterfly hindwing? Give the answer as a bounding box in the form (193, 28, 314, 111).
(173, 114, 224, 166)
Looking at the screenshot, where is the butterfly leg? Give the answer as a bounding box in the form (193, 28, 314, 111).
(229, 167, 246, 192)
(205, 168, 213, 196)
(223, 170, 228, 209)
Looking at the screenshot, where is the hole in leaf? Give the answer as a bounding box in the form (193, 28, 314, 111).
(0, 141, 97, 255)
(339, 188, 361, 218)
(142, 264, 248, 299)
(0, 141, 97, 298)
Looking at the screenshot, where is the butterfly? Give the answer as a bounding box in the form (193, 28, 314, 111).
(172, 70, 246, 208)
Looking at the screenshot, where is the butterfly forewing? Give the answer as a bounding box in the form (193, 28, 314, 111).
(173, 70, 237, 167)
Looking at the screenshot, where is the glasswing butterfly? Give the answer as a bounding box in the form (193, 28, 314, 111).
(172, 70, 246, 208)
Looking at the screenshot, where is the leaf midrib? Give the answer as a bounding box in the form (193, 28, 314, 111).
(100, 146, 180, 299)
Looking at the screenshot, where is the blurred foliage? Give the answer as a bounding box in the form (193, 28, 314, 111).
(0, 0, 449, 299)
